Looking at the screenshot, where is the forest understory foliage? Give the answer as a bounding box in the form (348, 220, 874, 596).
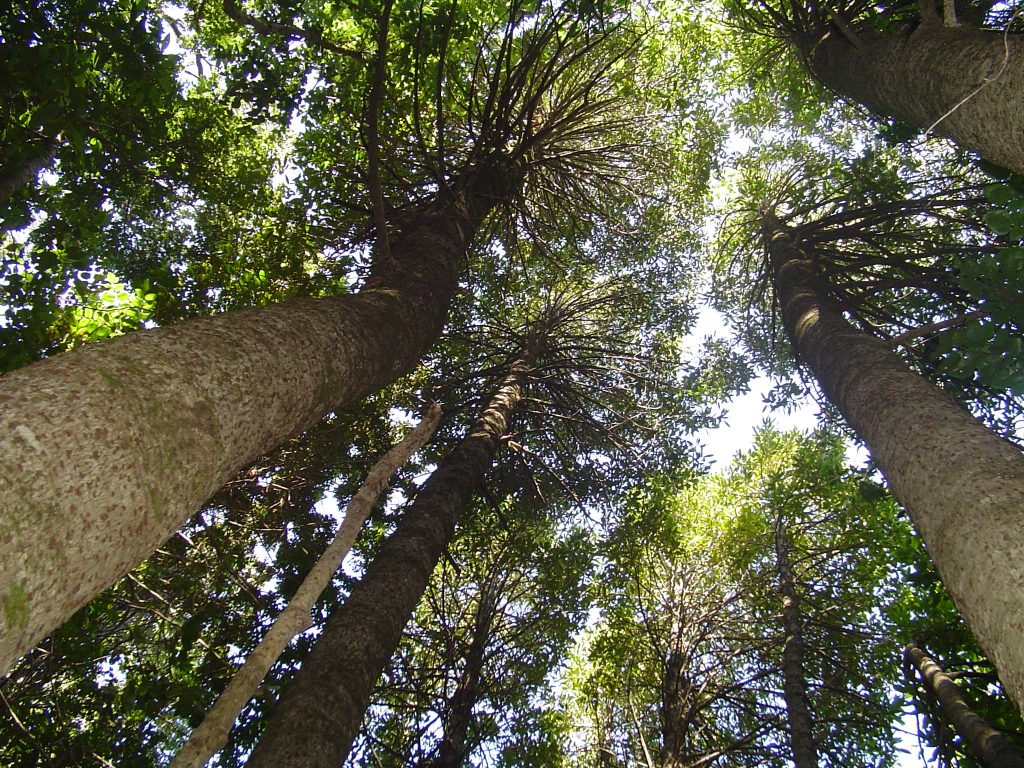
(2, 0, 1024, 766)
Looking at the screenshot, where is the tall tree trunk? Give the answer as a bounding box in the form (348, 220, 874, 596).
(245, 360, 528, 768)
(774, 521, 819, 768)
(763, 214, 1024, 710)
(0, 159, 524, 676)
(169, 406, 441, 768)
(660, 585, 698, 768)
(425, 582, 497, 768)
(805, 23, 1024, 173)
(660, 646, 695, 768)
(905, 643, 1024, 768)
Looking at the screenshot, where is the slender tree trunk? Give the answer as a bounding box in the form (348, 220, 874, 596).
(905, 643, 1024, 768)
(245, 360, 529, 768)
(426, 584, 496, 768)
(774, 522, 819, 768)
(805, 23, 1024, 173)
(0, 135, 59, 204)
(660, 646, 694, 768)
(764, 214, 1024, 710)
(0, 159, 524, 676)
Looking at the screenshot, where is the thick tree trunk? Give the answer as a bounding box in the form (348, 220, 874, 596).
(905, 643, 1024, 768)
(0, 160, 522, 676)
(245, 361, 528, 768)
(774, 524, 819, 768)
(807, 23, 1024, 173)
(764, 215, 1024, 710)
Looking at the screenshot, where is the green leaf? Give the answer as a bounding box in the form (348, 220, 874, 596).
(984, 183, 1019, 206)
(984, 209, 1015, 236)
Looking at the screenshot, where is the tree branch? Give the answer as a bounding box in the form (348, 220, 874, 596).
(222, 0, 363, 60)
(889, 309, 987, 347)
(168, 405, 442, 768)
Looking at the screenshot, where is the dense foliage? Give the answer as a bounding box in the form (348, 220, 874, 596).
(2, 0, 1023, 766)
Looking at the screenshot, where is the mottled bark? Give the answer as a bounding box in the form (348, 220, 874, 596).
(765, 215, 1024, 710)
(245, 362, 528, 768)
(905, 644, 1024, 768)
(807, 23, 1024, 173)
(0, 160, 523, 676)
(774, 525, 819, 768)
(660, 589, 700, 768)
(660, 647, 695, 768)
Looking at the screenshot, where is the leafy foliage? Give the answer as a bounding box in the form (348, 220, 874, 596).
(1, 0, 1022, 766)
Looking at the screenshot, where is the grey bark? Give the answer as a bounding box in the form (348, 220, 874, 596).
(0, 159, 524, 676)
(774, 522, 819, 768)
(764, 215, 1024, 710)
(245, 361, 528, 768)
(905, 643, 1024, 768)
(807, 23, 1024, 173)
(660, 645, 695, 768)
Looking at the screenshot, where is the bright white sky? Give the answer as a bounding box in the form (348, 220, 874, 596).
(689, 304, 819, 465)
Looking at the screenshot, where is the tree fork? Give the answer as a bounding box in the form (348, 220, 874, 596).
(764, 214, 1024, 710)
(245, 360, 529, 768)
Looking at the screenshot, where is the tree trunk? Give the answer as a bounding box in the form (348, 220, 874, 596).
(764, 215, 1024, 710)
(245, 360, 528, 768)
(905, 643, 1024, 768)
(660, 646, 694, 768)
(0, 159, 523, 676)
(774, 522, 819, 768)
(425, 582, 497, 768)
(169, 405, 441, 768)
(806, 23, 1024, 173)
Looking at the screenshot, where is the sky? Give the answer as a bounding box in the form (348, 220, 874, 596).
(689, 304, 818, 464)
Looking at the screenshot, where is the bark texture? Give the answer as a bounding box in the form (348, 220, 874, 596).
(765, 216, 1024, 709)
(660, 645, 696, 768)
(0, 159, 523, 675)
(245, 362, 528, 768)
(774, 525, 819, 768)
(808, 23, 1024, 173)
(905, 644, 1024, 768)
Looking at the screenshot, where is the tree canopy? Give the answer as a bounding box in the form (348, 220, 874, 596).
(2, 0, 1024, 766)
